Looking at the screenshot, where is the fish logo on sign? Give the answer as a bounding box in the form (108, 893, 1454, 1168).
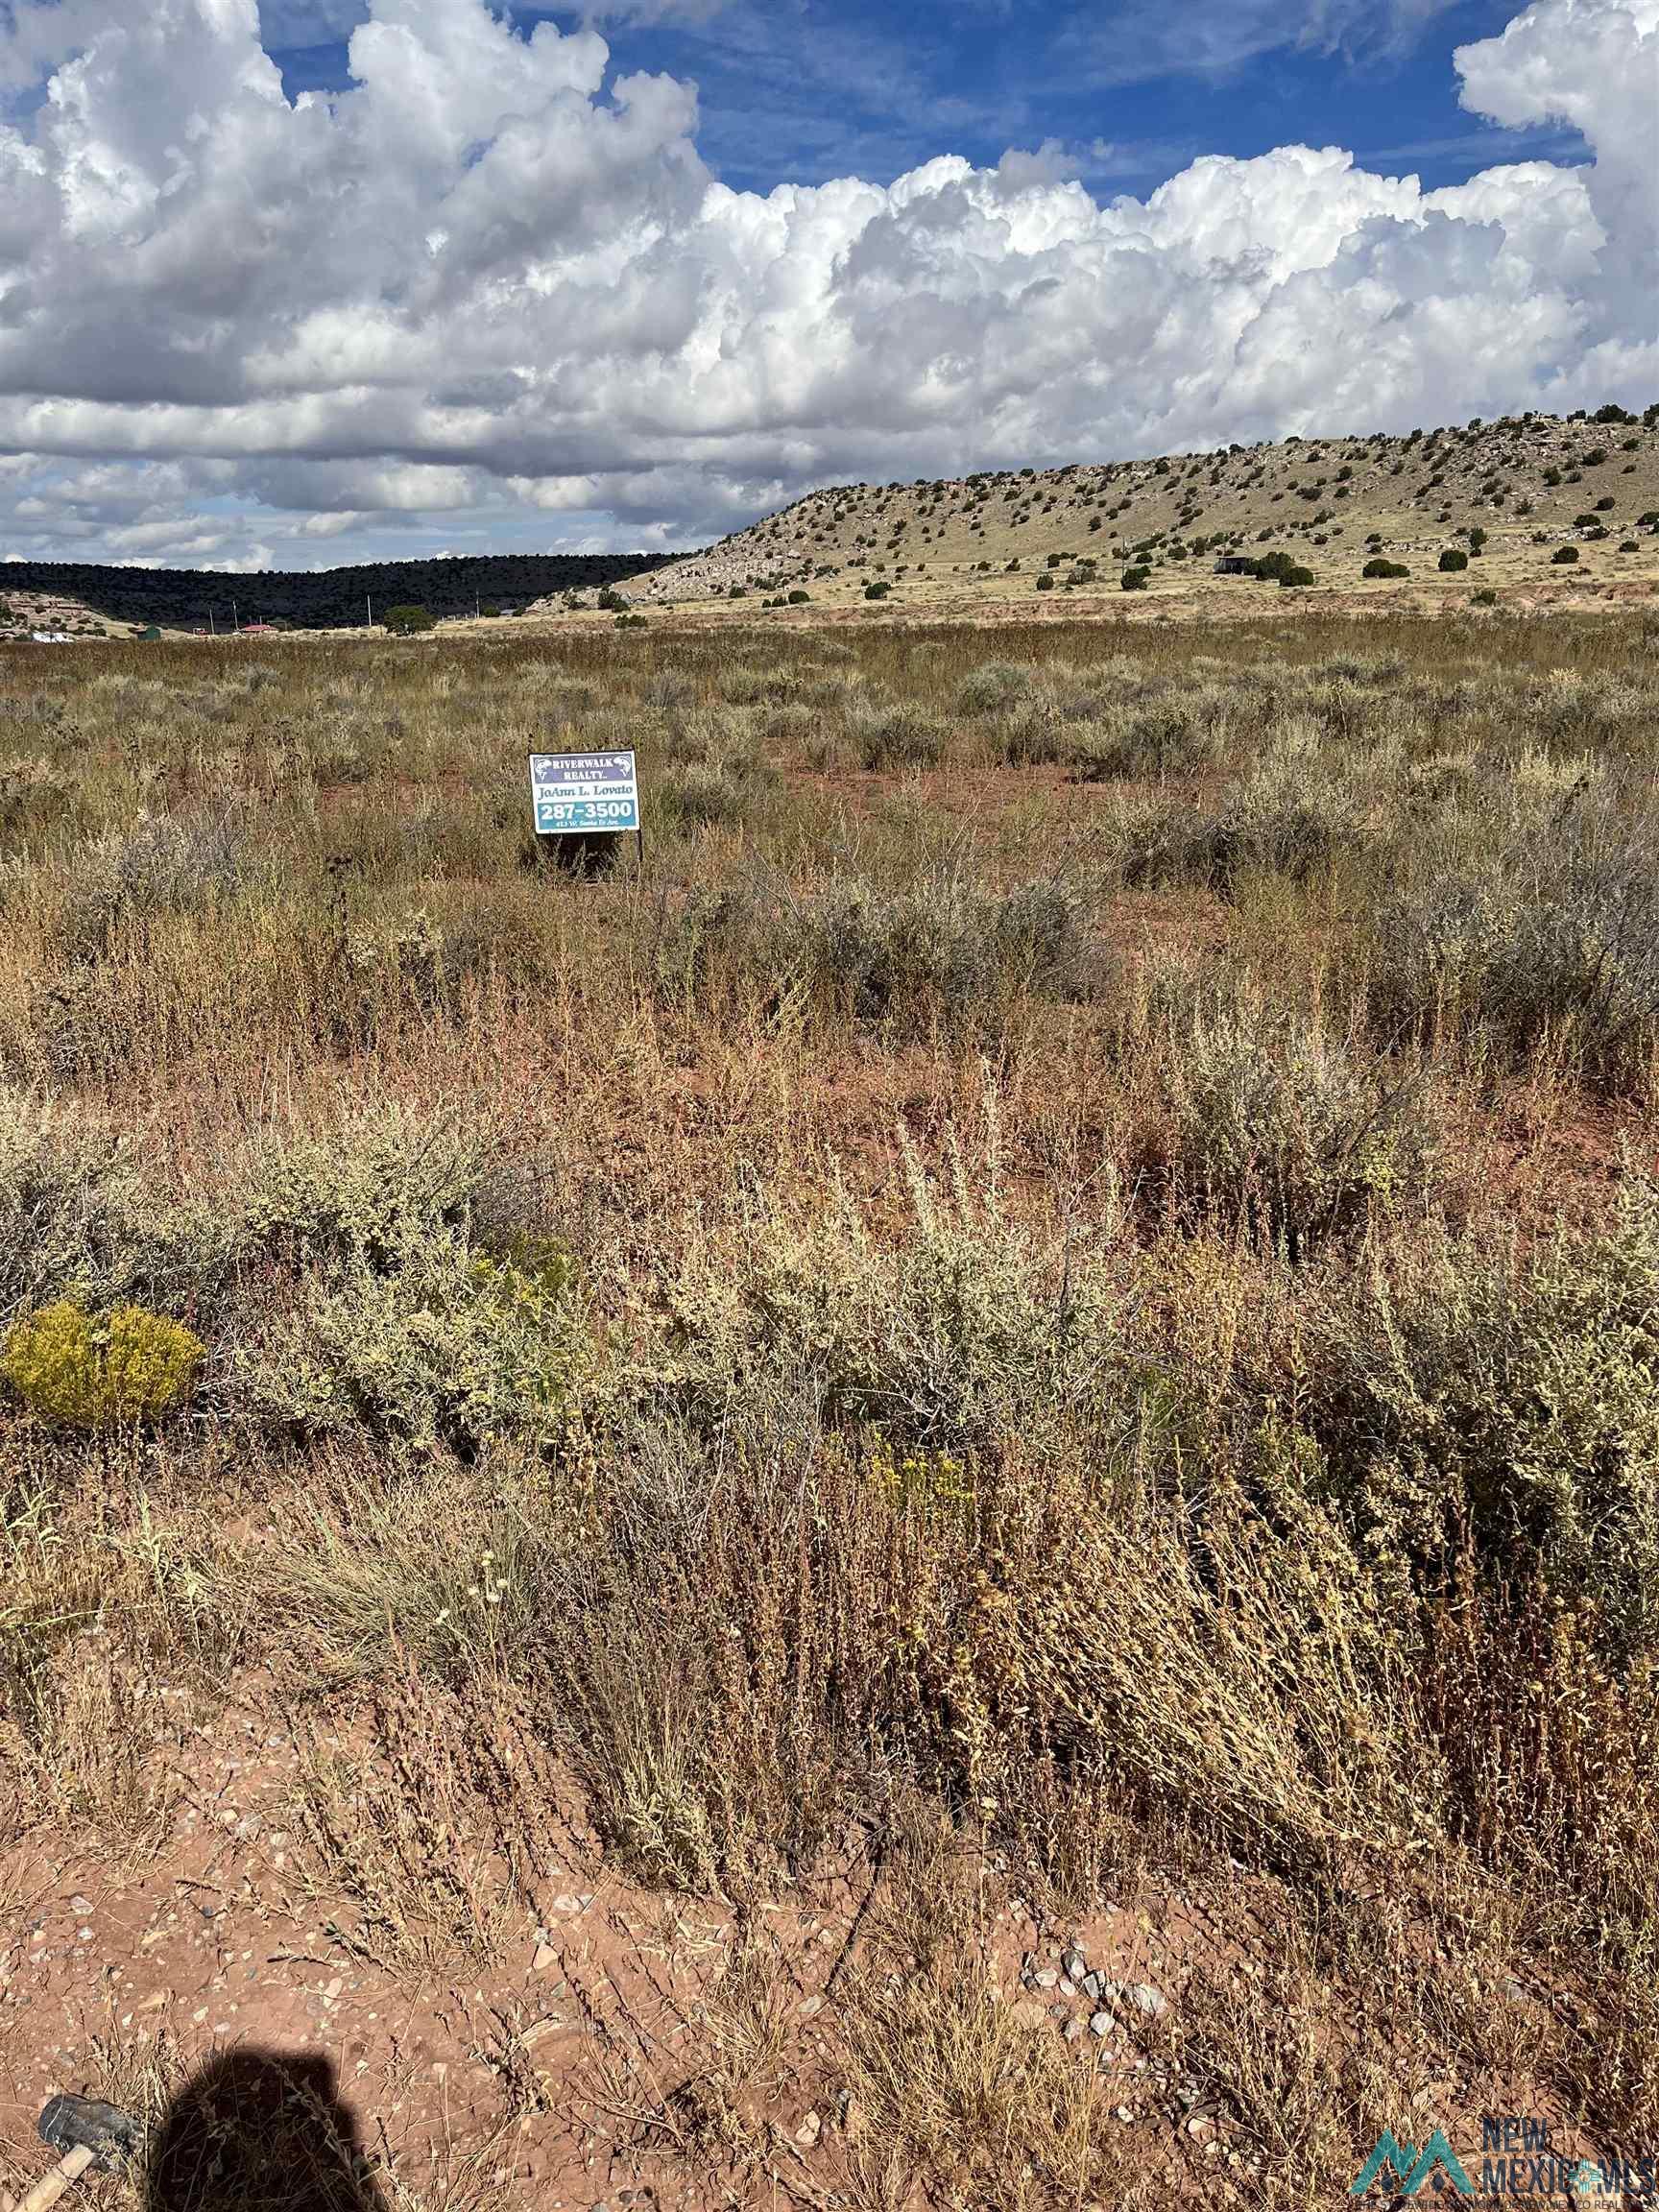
(528, 750, 640, 835)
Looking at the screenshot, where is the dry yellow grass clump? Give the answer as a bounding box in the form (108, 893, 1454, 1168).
(1, 609, 1658, 2208)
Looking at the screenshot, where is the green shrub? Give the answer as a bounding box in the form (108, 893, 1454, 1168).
(381, 606, 435, 635)
(850, 698, 947, 770)
(3, 1300, 203, 1428)
(1074, 696, 1225, 781)
(1148, 1000, 1436, 1253)
(234, 1234, 585, 1459)
(0, 1090, 232, 1316)
(956, 663, 1036, 715)
(54, 814, 243, 962)
(1365, 806, 1659, 1097)
(652, 873, 1090, 1038)
(1552, 545, 1580, 565)
(789, 876, 1088, 1032)
(1362, 558, 1409, 579)
(658, 756, 770, 830)
(981, 695, 1070, 767)
(639, 1139, 1120, 1453)
(1246, 550, 1312, 588)
(1120, 567, 1150, 592)
(1309, 1181, 1659, 1655)
(1120, 755, 1358, 891)
(245, 1112, 487, 1272)
(1438, 549, 1468, 573)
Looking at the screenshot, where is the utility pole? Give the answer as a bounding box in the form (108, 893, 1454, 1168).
(366, 592, 373, 630)
(208, 607, 215, 638)
(231, 598, 239, 635)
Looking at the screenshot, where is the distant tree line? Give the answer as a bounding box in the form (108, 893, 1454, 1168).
(0, 552, 682, 632)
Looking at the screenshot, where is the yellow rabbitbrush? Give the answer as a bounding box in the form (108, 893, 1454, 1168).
(2, 1300, 204, 1430)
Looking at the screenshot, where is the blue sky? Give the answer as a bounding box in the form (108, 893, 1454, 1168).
(268, 0, 1581, 196)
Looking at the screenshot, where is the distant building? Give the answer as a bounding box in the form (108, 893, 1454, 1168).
(1214, 556, 1257, 576)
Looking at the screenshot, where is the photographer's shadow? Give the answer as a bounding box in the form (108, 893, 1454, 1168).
(143, 2050, 388, 2212)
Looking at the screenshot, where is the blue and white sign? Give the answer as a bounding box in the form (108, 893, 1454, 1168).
(529, 750, 639, 834)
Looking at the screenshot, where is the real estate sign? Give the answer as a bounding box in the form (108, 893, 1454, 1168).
(528, 750, 639, 834)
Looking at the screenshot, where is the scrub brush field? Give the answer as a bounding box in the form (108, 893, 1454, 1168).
(1, 609, 1658, 2210)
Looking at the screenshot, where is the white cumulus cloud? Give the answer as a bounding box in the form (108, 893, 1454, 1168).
(0, 0, 1653, 565)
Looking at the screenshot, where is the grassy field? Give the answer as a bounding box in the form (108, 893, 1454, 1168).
(2, 611, 1658, 2208)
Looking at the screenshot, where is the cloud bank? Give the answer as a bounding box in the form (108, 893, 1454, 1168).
(0, 0, 1654, 565)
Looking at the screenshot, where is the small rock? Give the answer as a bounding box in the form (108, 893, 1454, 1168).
(69, 1896, 94, 1917)
(550, 1893, 584, 1915)
(1127, 1983, 1168, 2018)
(1031, 1968, 1059, 1990)
(1115, 2105, 1134, 2124)
(1063, 2017, 1087, 2044)
(1057, 1977, 1077, 1998)
(1187, 2115, 1214, 2140)
(1062, 1947, 1087, 1982)
(795, 2110, 822, 2150)
(1089, 2012, 1113, 2038)
(1081, 1971, 1103, 2002)
(532, 1943, 558, 1972)
(799, 1993, 824, 2018)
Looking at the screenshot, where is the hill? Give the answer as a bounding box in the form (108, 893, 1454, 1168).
(589, 402, 1659, 618)
(0, 585, 126, 639)
(0, 551, 673, 634)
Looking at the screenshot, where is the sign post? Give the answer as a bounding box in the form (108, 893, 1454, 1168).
(527, 749, 642, 874)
